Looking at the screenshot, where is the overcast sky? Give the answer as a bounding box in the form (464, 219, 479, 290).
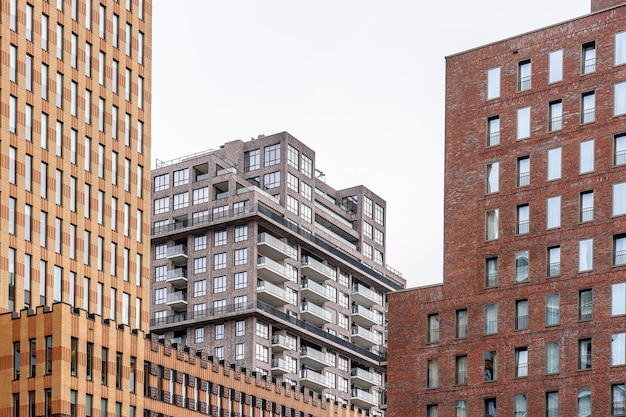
(151, 0, 591, 289)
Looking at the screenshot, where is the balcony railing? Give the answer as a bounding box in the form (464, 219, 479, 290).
(616, 250, 626, 266)
(516, 315, 528, 330)
(352, 304, 382, 325)
(616, 150, 626, 166)
(351, 325, 380, 344)
(300, 301, 332, 321)
(351, 387, 376, 404)
(548, 262, 561, 277)
(581, 207, 594, 222)
(488, 131, 500, 146)
(583, 58, 596, 74)
(300, 346, 330, 366)
(517, 221, 529, 235)
(550, 116, 562, 131)
(352, 283, 383, 306)
(301, 256, 336, 282)
(582, 107, 595, 123)
(350, 368, 378, 385)
(486, 272, 498, 287)
(300, 368, 328, 385)
(301, 278, 331, 299)
(517, 173, 530, 187)
(519, 76, 531, 91)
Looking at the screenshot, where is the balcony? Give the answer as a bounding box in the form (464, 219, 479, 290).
(257, 280, 291, 307)
(271, 358, 293, 375)
(352, 283, 382, 307)
(299, 368, 329, 392)
(301, 256, 335, 283)
(300, 301, 332, 326)
(350, 368, 378, 388)
(170, 336, 187, 346)
(351, 304, 382, 327)
(300, 346, 331, 370)
(257, 256, 290, 284)
(257, 233, 290, 260)
(271, 334, 295, 352)
(166, 245, 188, 266)
(351, 387, 377, 409)
(351, 325, 380, 348)
(301, 278, 332, 304)
(166, 268, 188, 289)
(166, 291, 188, 311)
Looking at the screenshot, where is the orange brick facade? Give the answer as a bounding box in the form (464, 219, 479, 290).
(389, 2, 626, 417)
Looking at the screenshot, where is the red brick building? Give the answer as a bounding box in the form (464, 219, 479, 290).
(388, 1, 626, 416)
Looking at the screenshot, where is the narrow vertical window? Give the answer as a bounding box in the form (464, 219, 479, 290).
(546, 196, 561, 229)
(486, 162, 499, 193)
(616, 31, 626, 65)
(547, 247, 561, 278)
(548, 50, 563, 83)
(582, 41, 596, 74)
(580, 139, 595, 174)
(580, 190, 594, 222)
(581, 91, 595, 123)
(518, 60, 531, 91)
(549, 100, 562, 131)
(517, 107, 531, 139)
(546, 293, 560, 325)
(487, 67, 500, 99)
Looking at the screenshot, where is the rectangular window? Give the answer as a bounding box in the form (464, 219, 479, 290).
(456, 309, 468, 339)
(546, 342, 560, 375)
(485, 303, 497, 334)
(484, 351, 496, 381)
(579, 239, 593, 272)
(549, 50, 563, 83)
(455, 401, 467, 417)
(517, 156, 530, 187)
(173, 168, 189, 186)
(70, 337, 78, 376)
(517, 107, 531, 139)
(517, 204, 529, 235)
(486, 162, 499, 193)
(579, 289, 593, 321)
(427, 314, 439, 343)
(612, 333, 626, 366)
(486, 209, 499, 241)
(547, 196, 561, 229)
(115, 352, 122, 389)
(264, 143, 281, 166)
(516, 299, 529, 330)
(515, 347, 528, 377)
(579, 339, 592, 370)
(614, 182, 626, 216)
(613, 283, 626, 316)
(549, 100, 562, 131)
(617, 31, 626, 65)
(547, 392, 560, 416)
(615, 236, 626, 267)
(518, 60, 531, 91)
(486, 257, 498, 287)
(515, 250, 529, 282)
(613, 384, 626, 416)
(582, 41, 596, 74)
(582, 91, 595, 123)
(616, 134, 626, 166)
(580, 139, 595, 173)
(487, 116, 500, 146)
(487, 67, 500, 99)
(579, 190, 594, 222)
(426, 359, 438, 388)
(548, 247, 561, 277)
(455, 355, 468, 385)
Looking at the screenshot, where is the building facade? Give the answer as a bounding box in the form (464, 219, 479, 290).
(389, 1, 626, 416)
(150, 132, 405, 416)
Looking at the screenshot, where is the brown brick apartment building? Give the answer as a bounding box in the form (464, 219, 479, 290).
(0, 1, 373, 416)
(149, 132, 405, 416)
(389, 0, 626, 416)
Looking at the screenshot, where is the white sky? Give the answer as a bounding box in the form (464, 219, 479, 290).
(152, 0, 591, 289)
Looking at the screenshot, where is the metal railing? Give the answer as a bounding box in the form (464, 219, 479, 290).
(616, 250, 626, 266)
(488, 131, 500, 146)
(582, 107, 595, 123)
(548, 262, 561, 277)
(352, 283, 383, 305)
(550, 116, 562, 131)
(519, 76, 531, 91)
(581, 207, 594, 222)
(516, 315, 528, 330)
(517, 221, 529, 235)
(583, 58, 596, 74)
(352, 304, 382, 325)
(301, 301, 332, 321)
(616, 150, 626, 166)
(486, 272, 498, 287)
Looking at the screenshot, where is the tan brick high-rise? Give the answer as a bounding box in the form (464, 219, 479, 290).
(388, 1, 626, 416)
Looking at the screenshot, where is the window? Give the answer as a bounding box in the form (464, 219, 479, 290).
(515, 251, 529, 282)
(213, 253, 226, 270)
(486, 162, 499, 193)
(153, 197, 169, 215)
(578, 387, 591, 417)
(579, 289, 593, 321)
(547, 392, 559, 417)
(518, 60, 531, 91)
(193, 280, 206, 297)
(548, 247, 561, 277)
(255, 344, 268, 362)
(234, 271, 247, 289)
(487, 116, 500, 146)
(614, 182, 626, 216)
(235, 343, 245, 360)
(617, 82, 626, 116)
(234, 295, 247, 311)
(264, 143, 281, 166)
(516, 299, 529, 330)
(427, 314, 439, 343)
(456, 309, 468, 339)
(214, 323, 224, 340)
(234, 248, 248, 266)
(549, 100, 562, 131)
(173, 192, 188, 210)
(487, 67, 500, 99)
(614, 134, 626, 168)
(154, 174, 169, 192)
(244, 149, 260, 171)
(455, 355, 468, 385)
(517, 156, 530, 187)
(580, 191, 594, 222)
(426, 359, 439, 388)
(517, 107, 531, 139)
(618, 31, 626, 65)
(579, 239, 593, 272)
(455, 401, 467, 417)
(213, 276, 226, 293)
(483, 351, 496, 381)
(70, 337, 78, 376)
(582, 41, 596, 74)
(486, 257, 498, 287)
(547, 196, 561, 229)
(426, 405, 438, 417)
(613, 282, 626, 315)
(45, 336, 52, 375)
(546, 342, 560, 374)
(264, 171, 280, 189)
(235, 225, 248, 242)
(614, 384, 626, 416)
(173, 168, 189, 186)
(485, 398, 497, 417)
(486, 209, 499, 241)
(517, 205, 529, 235)
(154, 288, 166, 305)
(612, 333, 626, 366)
(615, 236, 626, 267)
(485, 303, 497, 334)
(580, 140, 595, 173)
(549, 49, 563, 82)
(515, 347, 528, 377)
(582, 91, 595, 123)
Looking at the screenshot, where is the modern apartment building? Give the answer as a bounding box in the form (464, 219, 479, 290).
(150, 131, 405, 416)
(0, 1, 368, 417)
(388, 1, 626, 416)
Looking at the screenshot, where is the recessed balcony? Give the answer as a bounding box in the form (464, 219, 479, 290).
(166, 291, 188, 311)
(257, 256, 290, 284)
(300, 301, 332, 326)
(257, 280, 291, 307)
(351, 387, 377, 408)
(351, 304, 382, 327)
(257, 232, 290, 260)
(271, 334, 295, 352)
(351, 325, 380, 348)
(299, 368, 329, 392)
(300, 346, 331, 370)
(350, 368, 378, 388)
(166, 245, 188, 266)
(352, 283, 382, 307)
(300, 278, 332, 304)
(166, 268, 188, 289)
(301, 256, 335, 283)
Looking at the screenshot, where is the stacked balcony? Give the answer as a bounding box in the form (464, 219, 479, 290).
(300, 301, 332, 326)
(271, 357, 292, 375)
(351, 367, 378, 388)
(257, 280, 291, 307)
(301, 256, 335, 283)
(271, 334, 295, 352)
(352, 283, 382, 307)
(300, 278, 332, 304)
(257, 232, 290, 260)
(299, 368, 330, 391)
(166, 245, 188, 265)
(257, 256, 290, 284)
(166, 291, 188, 311)
(351, 387, 378, 408)
(300, 346, 331, 370)
(166, 268, 188, 289)
(351, 304, 382, 327)
(351, 325, 380, 348)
